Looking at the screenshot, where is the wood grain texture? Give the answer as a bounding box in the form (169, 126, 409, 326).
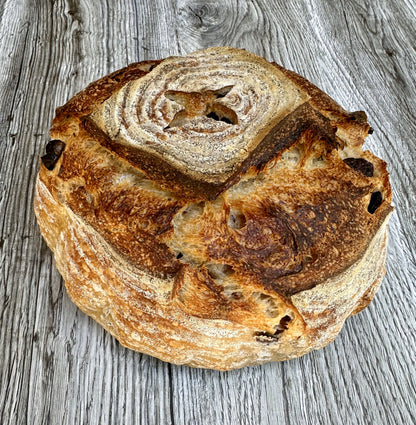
(0, 0, 415, 424)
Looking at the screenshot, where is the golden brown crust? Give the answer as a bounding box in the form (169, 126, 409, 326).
(34, 47, 393, 369)
(53, 60, 162, 122)
(272, 63, 371, 147)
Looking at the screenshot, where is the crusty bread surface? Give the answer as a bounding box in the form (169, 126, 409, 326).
(34, 47, 393, 370)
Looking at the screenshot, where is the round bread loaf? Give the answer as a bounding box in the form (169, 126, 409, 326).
(34, 47, 393, 370)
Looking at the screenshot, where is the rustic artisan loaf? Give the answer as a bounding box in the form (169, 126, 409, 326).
(34, 47, 393, 370)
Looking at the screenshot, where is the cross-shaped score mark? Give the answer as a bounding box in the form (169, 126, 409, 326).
(164, 85, 238, 129)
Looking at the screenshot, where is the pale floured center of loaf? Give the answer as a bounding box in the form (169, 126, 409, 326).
(90, 47, 309, 184)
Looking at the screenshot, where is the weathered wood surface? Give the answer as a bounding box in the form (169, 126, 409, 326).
(0, 0, 415, 423)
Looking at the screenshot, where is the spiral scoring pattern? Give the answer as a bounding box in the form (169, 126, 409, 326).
(90, 48, 307, 183)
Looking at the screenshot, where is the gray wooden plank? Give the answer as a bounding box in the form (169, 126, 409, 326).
(0, 0, 415, 424)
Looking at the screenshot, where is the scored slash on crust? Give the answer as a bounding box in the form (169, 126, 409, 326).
(164, 85, 238, 129)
